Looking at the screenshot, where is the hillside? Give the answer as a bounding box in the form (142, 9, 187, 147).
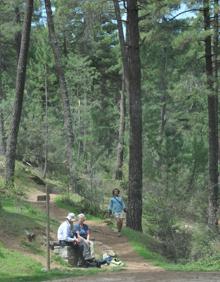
(0, 159, 161, 281)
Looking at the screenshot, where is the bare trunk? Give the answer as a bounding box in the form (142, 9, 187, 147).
(159, 50, 168, 140)
(14, 6, 22, 61)
(0, 113, 6, 156)
(126, 0, 142, 231)
(5, 0, 33, 185)
(63, 31, 68, 57)
(0, 77, 6, 155)
(113, 0, 128, 180)
(115, 73, 126, 179)
(45, 0, 76, 190)
(203, 0, 219, 230)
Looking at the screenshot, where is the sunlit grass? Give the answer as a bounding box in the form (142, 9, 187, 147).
(123, 227, 220, 271)
(54, 194, 101, 221)
(0, 242, 104, 282)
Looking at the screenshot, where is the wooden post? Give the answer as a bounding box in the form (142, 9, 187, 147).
(46, 184, 50, 271)
(44, 63, 50, 270)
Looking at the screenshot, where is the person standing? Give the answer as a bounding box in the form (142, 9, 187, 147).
(108, 188, 126, 236)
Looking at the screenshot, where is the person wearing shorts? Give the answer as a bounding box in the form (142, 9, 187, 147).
(108, 188, 126, 237)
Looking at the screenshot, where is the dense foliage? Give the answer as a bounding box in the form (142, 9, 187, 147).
(0, 0, 220, 263)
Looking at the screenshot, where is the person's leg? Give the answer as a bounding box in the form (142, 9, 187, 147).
(73, 244, 85, 266)
(116, 214, 124, 236)
(80, 238, 94, 261)
(116, 218, 122, 232)
(89, 240, 95, 258)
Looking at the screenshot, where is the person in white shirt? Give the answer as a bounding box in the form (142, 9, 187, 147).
(57, 212, 85, 266)
(57, 213, 79, 245)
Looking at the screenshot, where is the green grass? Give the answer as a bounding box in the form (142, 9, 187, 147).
(0, 198, 58, 234)
(0, 199, 104, 282)
(0, 159, 109, 281)
(123, 227, 220, 271)
(0, 242, 104, 282)
(54, 194, 101, 221)
(0, 243, 43, 281)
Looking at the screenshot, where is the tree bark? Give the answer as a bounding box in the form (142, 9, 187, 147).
(126, 0, 143, 231)
(0, 77, 6, 155)
(5, 0, 33, 185)
(14, 6, 22, 61)
(203, 0, 219, 230)
(45, 0, 76, 190)
(113, 0, 128, 180)
(115, 76, 126, 180)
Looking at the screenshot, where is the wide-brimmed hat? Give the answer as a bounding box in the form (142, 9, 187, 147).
(66, 212, 75, 222)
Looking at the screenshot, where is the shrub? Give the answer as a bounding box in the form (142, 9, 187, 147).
(190, 224, 220, 261)
(144, 192, 192, 262)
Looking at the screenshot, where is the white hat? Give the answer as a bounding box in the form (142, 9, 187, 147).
(66, 212, 75, 221)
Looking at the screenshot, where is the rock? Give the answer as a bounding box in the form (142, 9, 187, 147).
(53, 245, 80, 266)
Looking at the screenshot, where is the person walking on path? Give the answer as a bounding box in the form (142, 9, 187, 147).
(108, 188, 126, 237)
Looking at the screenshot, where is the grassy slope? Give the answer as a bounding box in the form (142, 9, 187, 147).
(0, 158, 220, 281)
(0, 159, 103, 281)
(123, 228, 220, 272)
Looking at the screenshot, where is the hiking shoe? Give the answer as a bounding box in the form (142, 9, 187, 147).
(96, 261, 101, 268)
(110, 258, 123, 266)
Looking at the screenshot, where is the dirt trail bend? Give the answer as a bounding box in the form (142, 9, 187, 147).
(27, 191, 161, 273)
(28, 192, 220, 282)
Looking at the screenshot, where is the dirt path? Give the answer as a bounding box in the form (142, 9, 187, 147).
(27, 192, 220, 282)
(27, 192, 160, 273)
(45, 271, 220, 282)
(87, 220, 161, 272)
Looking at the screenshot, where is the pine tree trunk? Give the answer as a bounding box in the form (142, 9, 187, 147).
(14, 6, 22, 61)
(126, 0, 143, 231)
(45, 0, 76, 190)
(113, 0, 127, 180)
(0, 113, 6, 156)
(115, 74, 126, 180)
(5, 0, 33, 185)
(203, 0, 219, 230)
(0, 78, 6, 155)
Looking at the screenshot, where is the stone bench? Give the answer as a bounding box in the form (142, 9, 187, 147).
(51, 242, 81, 266)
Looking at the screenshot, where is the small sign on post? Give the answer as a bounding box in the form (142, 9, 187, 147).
(37, 195, 48, 201)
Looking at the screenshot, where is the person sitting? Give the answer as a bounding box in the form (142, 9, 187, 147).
(74, 213, 95, 261)
(57, 212, 84, 266)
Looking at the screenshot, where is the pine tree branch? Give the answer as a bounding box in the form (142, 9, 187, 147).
(138, 13, 150, 21)
(168, 8, 201, 21)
